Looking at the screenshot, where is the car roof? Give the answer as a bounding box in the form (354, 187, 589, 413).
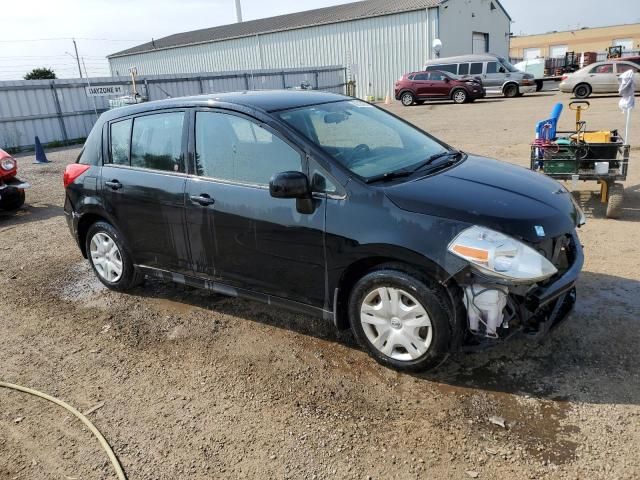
(101, 90, 349, 122)
(424, 54, 502, 65)
(576, 60, 637, 73)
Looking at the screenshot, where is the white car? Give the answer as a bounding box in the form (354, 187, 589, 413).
(559, 60, 640, 98)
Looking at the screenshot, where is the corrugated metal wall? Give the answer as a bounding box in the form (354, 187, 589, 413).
(109, 9, 434, 100)
(0, 67, 345, 150)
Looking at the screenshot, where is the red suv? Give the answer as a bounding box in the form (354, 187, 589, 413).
(395, 70, 485, 106)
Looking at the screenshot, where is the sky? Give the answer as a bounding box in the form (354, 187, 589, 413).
(1, 0, 639, 80)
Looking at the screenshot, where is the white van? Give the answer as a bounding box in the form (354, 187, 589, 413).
(424, 54, 536, 97)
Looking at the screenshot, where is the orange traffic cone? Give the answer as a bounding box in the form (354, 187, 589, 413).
(384, 94, 392, 105)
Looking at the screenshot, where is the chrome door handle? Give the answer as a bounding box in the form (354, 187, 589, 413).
(190, 194, 215, 206)
(105, 180, 122, 190)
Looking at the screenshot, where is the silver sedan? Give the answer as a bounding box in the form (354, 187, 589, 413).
(559, 60, 639, 98)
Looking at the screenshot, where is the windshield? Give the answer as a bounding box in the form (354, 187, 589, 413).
(498, 57, 520, 73)
(276, 100, 450, 180)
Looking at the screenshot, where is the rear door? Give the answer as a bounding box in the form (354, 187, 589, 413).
(101, 110, 191, 274)
(184, 109, 327, 307)
(412, 73, 432, 98)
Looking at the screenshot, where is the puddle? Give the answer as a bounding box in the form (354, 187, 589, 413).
(57, 261, 106, 301)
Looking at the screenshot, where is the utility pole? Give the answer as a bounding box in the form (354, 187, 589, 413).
(72, 38, 83, 78)
(235, 0, 243, 22)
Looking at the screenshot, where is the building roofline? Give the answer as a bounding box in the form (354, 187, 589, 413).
(511, 22, 640, 39)
(108, 0, 444, 59)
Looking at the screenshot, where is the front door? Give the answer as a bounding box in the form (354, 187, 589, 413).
(589, 63, 618, 92)
(184, 110, 327, 308)
(427, 72, 452, 97)
(101, 111, 190, 274)
(483, 61, 504, 88)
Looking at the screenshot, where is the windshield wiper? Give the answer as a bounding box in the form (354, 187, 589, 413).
(364, 151, 463, 184)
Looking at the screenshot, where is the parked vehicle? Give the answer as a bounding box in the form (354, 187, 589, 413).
(559, 60, 640, 98)
(0, 148, 29, 211)
(64, 91, 584, 372)
(424, 54, 536, 97)
(394, 70, 485, 106)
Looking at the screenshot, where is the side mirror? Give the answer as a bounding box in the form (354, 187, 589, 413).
(499, 67, 506, 73)
(444, 77, 450, 83)
(269, 171, 310, 199)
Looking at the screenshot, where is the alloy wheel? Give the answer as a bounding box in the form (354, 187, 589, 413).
(401, 93, 414, 106)
(359, 287, 433, 361)
(90, 232, 123, 283)
(453, 90, 467, 103)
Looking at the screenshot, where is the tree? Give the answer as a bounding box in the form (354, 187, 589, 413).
(24, 68, 56, 80)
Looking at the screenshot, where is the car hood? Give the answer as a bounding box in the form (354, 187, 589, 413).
(383, 155, 580, 243)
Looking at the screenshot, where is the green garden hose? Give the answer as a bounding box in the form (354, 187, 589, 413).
(0, 381, 126, 480)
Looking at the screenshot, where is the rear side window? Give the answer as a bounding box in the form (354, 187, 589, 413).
(470, 62, 484, 75)
(77, 121, 103, 165)
(195, 111, 302, 185)
(458, 63, 469, 75)
(110, 119, 132, 165)
(131, 112, 185, 172)
(486, 62, 498, 74)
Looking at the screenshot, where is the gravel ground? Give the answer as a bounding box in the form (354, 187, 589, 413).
(1, 92, 639, 480)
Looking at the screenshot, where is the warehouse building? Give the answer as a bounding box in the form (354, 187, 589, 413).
(510, 23, 640, 60)
(108, 0, 511, 99)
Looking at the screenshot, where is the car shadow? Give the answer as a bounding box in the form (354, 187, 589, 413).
(131, 270, 640, 406)
(571, 184, 640, 222)
(0, 203, 63, 230)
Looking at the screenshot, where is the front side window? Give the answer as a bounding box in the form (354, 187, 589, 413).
(195, 112, 302, 185)
(110, 119, 132, 165)
(617, 63, 638, 74)
(458, 63, 469, 75)
(277, 100, 449, 180)
(470, 62, 483, 75)
(486, 62, 498, 74)
(131, 112, 185, 172)
(438, 64, 458, 74)
(413, 73, 429, 81)
(429, 72, 448, 81)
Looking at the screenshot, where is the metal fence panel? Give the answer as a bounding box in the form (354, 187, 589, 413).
(0, 66, 346, 150)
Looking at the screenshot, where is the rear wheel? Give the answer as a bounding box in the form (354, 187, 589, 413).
(535, 80, 544, 92)
(452, 89, 468, 104)
(400, 92, 415, 107)
(574, 83, 592, 99)
(0, 188, 25, 211)
(349, 267, 452, 372)
(606, 183, 624, 219)
(503, 83, 519, 98)
(86, 221, 144, 291)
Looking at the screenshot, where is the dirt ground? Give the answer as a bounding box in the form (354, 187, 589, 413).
(1, 92, 639, 480)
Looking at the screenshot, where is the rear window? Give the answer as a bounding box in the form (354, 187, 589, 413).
(438, 64, 458, 74)
(470, 62, 484, 75)
(131, 112, 185, 172)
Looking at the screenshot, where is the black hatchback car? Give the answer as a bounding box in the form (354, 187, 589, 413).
(64, 91, 584, 372)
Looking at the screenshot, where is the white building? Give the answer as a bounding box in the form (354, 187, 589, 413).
(108, 0, 511, 99)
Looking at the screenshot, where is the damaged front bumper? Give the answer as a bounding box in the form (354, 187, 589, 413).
(0, 176, 31, 191)
(455, 232, 583, 348)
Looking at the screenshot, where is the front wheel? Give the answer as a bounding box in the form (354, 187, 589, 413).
(452, 89, 468, 104)
(86, 221, 144, 291)
(400, 92, 415, 106)
(349, 267, 452, 372)
(503, 83, 519, 98)
(0, 188, 25, 211)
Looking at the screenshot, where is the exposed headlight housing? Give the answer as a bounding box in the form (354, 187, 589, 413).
(1, 157, 16, 171)
(448, 226, 558, 283)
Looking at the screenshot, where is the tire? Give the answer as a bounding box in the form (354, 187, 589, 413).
(606, 183, 624, 219)
(348, 266, 453, 372)
(535, 80, 544, 92)
(400, 92, 415, 107)
(574, 83, 592, 99)
(0, 188, 25, 211)
(452, 89, 468, 104)
(503, 83, 519, 98)
(85, 221, 144, 291)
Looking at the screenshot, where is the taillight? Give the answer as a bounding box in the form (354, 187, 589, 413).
(561, 75, 568, 81)
(63, 164, 90, 188)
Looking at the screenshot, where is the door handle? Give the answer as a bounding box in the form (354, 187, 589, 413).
(105, 180, 122, 190)
(190, 194, 215, 206)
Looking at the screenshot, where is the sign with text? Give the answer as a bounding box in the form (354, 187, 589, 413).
(85, 85, 126, 97)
